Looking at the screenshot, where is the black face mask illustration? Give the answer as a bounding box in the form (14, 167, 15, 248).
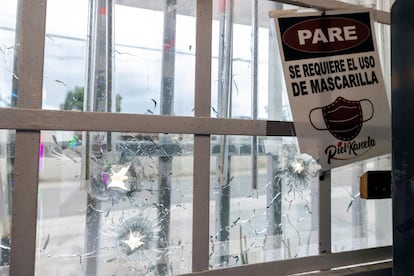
(309, 97, 374, 141)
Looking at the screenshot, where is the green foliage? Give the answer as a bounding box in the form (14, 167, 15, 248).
(60, 86, 122, 112)
(116, 94, 122, 112)
(60, 86, 84, 111)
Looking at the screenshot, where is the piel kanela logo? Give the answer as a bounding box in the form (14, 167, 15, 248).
(324, 137, 376, 164)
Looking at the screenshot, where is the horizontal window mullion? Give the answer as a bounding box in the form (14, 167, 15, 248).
(181, 246, 392, 276)
(0, 108, 295, 136)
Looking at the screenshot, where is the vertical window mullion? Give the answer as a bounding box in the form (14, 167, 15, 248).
(9, 0, 47, 275)
(319, 171, 332, 255)
(193, 0, 212, 272)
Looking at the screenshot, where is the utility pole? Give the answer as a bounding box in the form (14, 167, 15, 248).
(215, 0, 234, 266)
(157, 0, 177, 274)
(84, 0, 114, 274)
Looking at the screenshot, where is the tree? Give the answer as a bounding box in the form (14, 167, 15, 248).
(60, 86, 122, 112)
(116, 94, 122, 112)
(60, 86, 84, 111)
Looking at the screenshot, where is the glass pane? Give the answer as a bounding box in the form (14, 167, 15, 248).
(331, 155, 392, 252)
(0, 0, 17, 108)
(42, 0, 88, 110)
(210, 135, 319, 268)
(0, 130, 14, 274)
(0, 1, 17, 274)
(211, 0, 296, 121)
(115, 1, 196, 115)
(36, 131, 193, 275)
(42, 0, 196, 116)
(210, 0, 392, 122)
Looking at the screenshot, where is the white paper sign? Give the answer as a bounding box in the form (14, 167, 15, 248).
(270, 10, 391, 169)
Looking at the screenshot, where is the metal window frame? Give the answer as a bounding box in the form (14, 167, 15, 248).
(6, 0, 391, 275)
(9, 1, 46, 275)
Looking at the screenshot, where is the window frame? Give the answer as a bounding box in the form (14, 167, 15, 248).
(3, 0, 392, 275)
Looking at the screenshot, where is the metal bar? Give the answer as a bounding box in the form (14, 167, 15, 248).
(84, 0, 115, 274)
(85, 1, 103, 274)
(115, 0, 390, 25)
(318, 171, 331, 254)
(192, 0, 212, 272)
(160, 0, 177, 116)
(216, 0, 225, 116)
(265, 155, 282, 252)
(156, 0, 177, 273)
(251, 0, 258, 120)
(0, 108, 297, 138)
(215, 152, 231, 265)
(270, 0, 390, 25)
(267, 2, 284, 122)
(2, 0, 22, 267)
(192, 135, 211, 271)
(9, 0, 47, 275)
(10, 133, 42, 275)
(181, 246, 392, 276)
(299, 261, 392, 275)
(351, 164, 367, 247)
(217, 0, 233, 119)
(194, 0, 212, 118)
(215, 0, 234, 265)
(251, 0, 258, 190)
(265, 2, 284, 260)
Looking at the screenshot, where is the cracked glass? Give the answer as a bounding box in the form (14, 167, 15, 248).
(4, 0, 394, 274)
(209, 135, 320, 268)
(35, 131, 194, 275)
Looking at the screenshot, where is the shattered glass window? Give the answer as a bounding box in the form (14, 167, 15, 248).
(209, 2, 321, 266)
(36, 131, 194, 275)
(331, 155, 392, 252)
(210, 136, 320, 268)
(6, 0, 394, 274)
